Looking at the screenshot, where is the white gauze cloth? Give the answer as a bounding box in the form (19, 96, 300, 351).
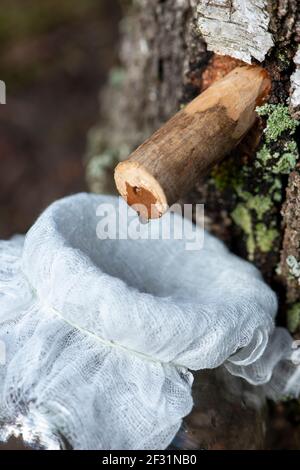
(0, 193, 299, 449)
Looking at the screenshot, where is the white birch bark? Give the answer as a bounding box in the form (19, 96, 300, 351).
(196, 0, 274, 62)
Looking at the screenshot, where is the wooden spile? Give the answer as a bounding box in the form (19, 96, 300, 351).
(114, 65, 271, 220)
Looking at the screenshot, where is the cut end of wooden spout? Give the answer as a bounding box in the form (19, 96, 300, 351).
(114, 161, 168, 220)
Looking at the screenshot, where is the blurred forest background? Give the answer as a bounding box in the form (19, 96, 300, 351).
(0, 0, 122, 238)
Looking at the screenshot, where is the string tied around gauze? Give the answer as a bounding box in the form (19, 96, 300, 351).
(0, 193, 299, 450)
(28, 280, 188, 369)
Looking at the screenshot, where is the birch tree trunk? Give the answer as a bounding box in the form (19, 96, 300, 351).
(86, 0, 300, 449)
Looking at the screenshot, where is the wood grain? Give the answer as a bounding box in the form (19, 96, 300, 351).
(114, 66, 271, 219)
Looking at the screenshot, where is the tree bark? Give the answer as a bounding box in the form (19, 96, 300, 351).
(87, 0, 300, 294)
(86, 0, 300, 449)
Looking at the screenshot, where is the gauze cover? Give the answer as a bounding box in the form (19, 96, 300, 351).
(0, 193, 299, 449)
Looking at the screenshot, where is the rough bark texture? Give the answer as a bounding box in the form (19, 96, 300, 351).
(87, 0, 299, 281)
(279, 170, 300, 304)
(290, 46, 300, 118)
(86, 0, 209, 194)
(86, 0, 300, 448)
(196, 0, 274, 62)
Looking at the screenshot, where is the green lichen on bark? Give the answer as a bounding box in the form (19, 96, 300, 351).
(257, 104, 299, 142)
(286, 255, 300, 279)
(231, 204, 255, 257)
(255, 223, 279, 253)
(231, 204, 279, 260)
(211, 104, 299, 262)
(287, 303, 300, 333)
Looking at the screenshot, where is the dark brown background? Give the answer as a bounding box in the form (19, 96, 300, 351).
(0, 0, 121, 238)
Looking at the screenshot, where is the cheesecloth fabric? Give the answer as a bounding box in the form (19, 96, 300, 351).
(0, 193, 299, 449)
